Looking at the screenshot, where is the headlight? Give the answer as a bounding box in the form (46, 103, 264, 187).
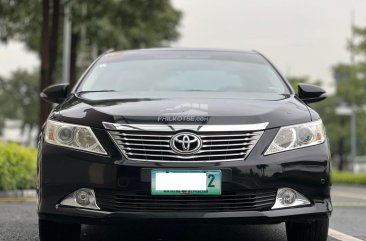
(264, 120, 326, 155)
(45, 120, 107, 155)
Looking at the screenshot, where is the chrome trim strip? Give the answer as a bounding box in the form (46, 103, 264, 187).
(122, 147, 249, 153)
(125, 152, 245, 159)
(123, 157, 247, 163)
(103, 122, 269, 132)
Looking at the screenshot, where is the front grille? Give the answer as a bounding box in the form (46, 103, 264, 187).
(108, 130, 263, 162)
(96, 189, 277, 212)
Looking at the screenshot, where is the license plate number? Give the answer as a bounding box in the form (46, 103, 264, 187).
(151, 170, 221, 195)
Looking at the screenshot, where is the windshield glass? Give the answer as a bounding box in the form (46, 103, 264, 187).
(78, 51, 289, 94)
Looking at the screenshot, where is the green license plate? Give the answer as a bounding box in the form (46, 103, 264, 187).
(151, 170, 221, 195)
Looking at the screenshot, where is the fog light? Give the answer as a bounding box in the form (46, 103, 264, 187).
(272, 188, 310, 209)
(279, 188, 297, 205)
(60, 188, 100, 210)
(75, 189, 92, 206)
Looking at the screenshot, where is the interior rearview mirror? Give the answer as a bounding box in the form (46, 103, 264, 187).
(40, 83, 69, 104)
(298, 83, 326, 104)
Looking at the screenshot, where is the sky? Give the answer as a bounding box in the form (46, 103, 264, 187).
(2, 0, 366, 93)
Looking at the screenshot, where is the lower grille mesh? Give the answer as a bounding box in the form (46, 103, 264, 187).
(95, 189, 277, 212)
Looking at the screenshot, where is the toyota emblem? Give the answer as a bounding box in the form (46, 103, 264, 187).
(170, 132, 202, 154)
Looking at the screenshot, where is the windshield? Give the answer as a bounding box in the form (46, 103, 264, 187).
(78, 51, 289, 94)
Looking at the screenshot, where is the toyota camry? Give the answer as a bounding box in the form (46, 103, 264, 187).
(37, 48, 331, 241)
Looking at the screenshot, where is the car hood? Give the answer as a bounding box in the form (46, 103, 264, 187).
(54, 91, 311, 129)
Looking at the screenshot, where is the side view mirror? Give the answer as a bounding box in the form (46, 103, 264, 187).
(298, 83, 326, 104)
(40, 83, 69, 104)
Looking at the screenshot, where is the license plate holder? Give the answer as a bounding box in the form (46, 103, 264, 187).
(151, 170, 221, 195)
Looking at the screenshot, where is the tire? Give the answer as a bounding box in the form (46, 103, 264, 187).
(286, 218, 329, 241)
(39, 219, 81, 241)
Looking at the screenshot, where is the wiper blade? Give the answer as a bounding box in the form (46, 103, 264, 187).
(181, 89, 218, 92)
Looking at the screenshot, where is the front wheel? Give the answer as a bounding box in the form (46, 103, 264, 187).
(39, 219, 81, 241)
(286, 218, 329, 241)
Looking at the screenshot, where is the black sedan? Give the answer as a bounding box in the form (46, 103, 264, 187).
(38, 48, 331, 241)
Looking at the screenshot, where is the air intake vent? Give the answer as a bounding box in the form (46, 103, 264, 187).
(96, 189, 277, 212)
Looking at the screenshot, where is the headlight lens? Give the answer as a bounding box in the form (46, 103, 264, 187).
(264, 120, 326, 155)
(45, 120, 107, 155)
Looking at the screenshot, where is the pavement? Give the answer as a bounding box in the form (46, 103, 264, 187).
(0, 185, 365, 241)
(330, 185, 366, 241)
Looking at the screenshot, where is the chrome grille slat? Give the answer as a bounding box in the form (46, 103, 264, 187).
(121, 143, 170, 147)
(202, 138, 253, 142)
(123, 147, 250, 153)
(202, 143, 252, 147)
(126, 152, 246, 159)
(114, 137, 171, 142)
(116, 133, 172, 138)
(107, 127, 263, 162)
(200, 133, 259, 138)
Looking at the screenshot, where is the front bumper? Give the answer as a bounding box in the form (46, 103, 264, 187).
(39, 202, 331, 225)
(37, 127, 332, 224)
